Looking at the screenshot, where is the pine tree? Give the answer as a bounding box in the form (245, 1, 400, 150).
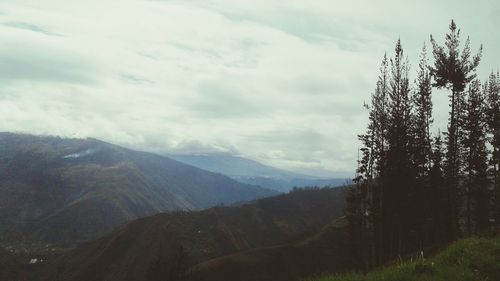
(370, 55, 390, 265)
(350, 20, 492, 272)
(383, 39, 415, 258)
(462, 79, 490, 233)
(351, 54, 390, 268)
(484, 72, 500, 228)
(411, 44, 433, 179)
(409, 45, 434, 247)
(429, 20, 482, 239)
(429, 134, 446, 243)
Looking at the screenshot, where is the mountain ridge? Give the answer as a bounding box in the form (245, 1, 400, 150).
(168, 154, 350, 192)
(40, 186, 346, 281)
(0, 132, 276, 249)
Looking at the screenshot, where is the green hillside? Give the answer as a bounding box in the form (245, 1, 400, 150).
(311, 235, 500, 281)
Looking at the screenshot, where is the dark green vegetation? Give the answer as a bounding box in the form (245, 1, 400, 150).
(0, 133, 275, 249)
(311, 235, 500, 281)
(349, 20, 499, 270)
(0, 248, 55, 281)
(0, 247, 24, 280)
(169, 154, 350, 192)
(188, 217, 352, 281)
(32, 187, 345, 281)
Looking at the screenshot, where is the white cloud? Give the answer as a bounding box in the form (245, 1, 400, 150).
(0, 0, 498, 177)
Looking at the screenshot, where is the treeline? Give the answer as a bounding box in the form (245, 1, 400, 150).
(347, 20, 499, 269)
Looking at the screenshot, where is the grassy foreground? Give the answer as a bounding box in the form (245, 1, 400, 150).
(310, 235, 500, 281)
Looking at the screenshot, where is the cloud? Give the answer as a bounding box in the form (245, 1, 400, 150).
(3, 21, 59, 36)
(168, 139, 240, 155)
(0, 0, 498, 177)
(184, 80, 268, 118)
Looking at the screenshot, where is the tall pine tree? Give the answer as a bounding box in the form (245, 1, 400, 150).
(383, 39, 415, 258)
(349, 21, 491, 272)
(410, 44, 434, 247)
(429, 133, 446, 243)
(429, 19, 482, 239)
(484, 72, 500, 228)
(462, 79, 490, 233)
(411, 43, 433, 179)
(352, 54, 390, 268)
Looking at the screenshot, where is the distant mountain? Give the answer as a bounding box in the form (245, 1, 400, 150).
(168, 154, 350, 192)
(168, 154, 304, 179)
(0, 133, 275, 248)
(234, 177, 349, 193)
(40, 187, 346, 281)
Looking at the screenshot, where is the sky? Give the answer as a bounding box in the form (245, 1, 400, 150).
(0, 0, 498, 177)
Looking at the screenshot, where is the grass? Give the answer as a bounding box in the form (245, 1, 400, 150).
(310, 235, 500, 281)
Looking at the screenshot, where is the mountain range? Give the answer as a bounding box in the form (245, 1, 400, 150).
(0, 133, 351, 281)
(0, 133, 275, 249)
(168, 154, 350, 192)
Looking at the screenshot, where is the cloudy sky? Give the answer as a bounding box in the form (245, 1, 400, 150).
(0, 0, 498, 177)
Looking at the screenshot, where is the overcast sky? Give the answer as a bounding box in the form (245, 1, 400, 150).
(0, 0, 498, 177)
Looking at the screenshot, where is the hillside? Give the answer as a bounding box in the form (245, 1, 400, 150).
(0, 247, 23, 280)
(169, 154, 350, 192)
(311, 235, 500, 281)
(0, 133, 275, 249)
(40, 187, 346, 281)
(187, 217, 353, 281)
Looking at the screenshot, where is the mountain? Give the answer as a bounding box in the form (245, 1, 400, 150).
(0, 133, 275, 249)
(168, 154, 350, 192)
(0, 247, 50, 281)
(40, 187, 346, 281)
(187, 217, 352, 281)
(168, 154, 305, 179)
(235, 177, 349, 193)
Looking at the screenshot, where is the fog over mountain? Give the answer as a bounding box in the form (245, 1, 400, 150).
(169, 154, 350, 192)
